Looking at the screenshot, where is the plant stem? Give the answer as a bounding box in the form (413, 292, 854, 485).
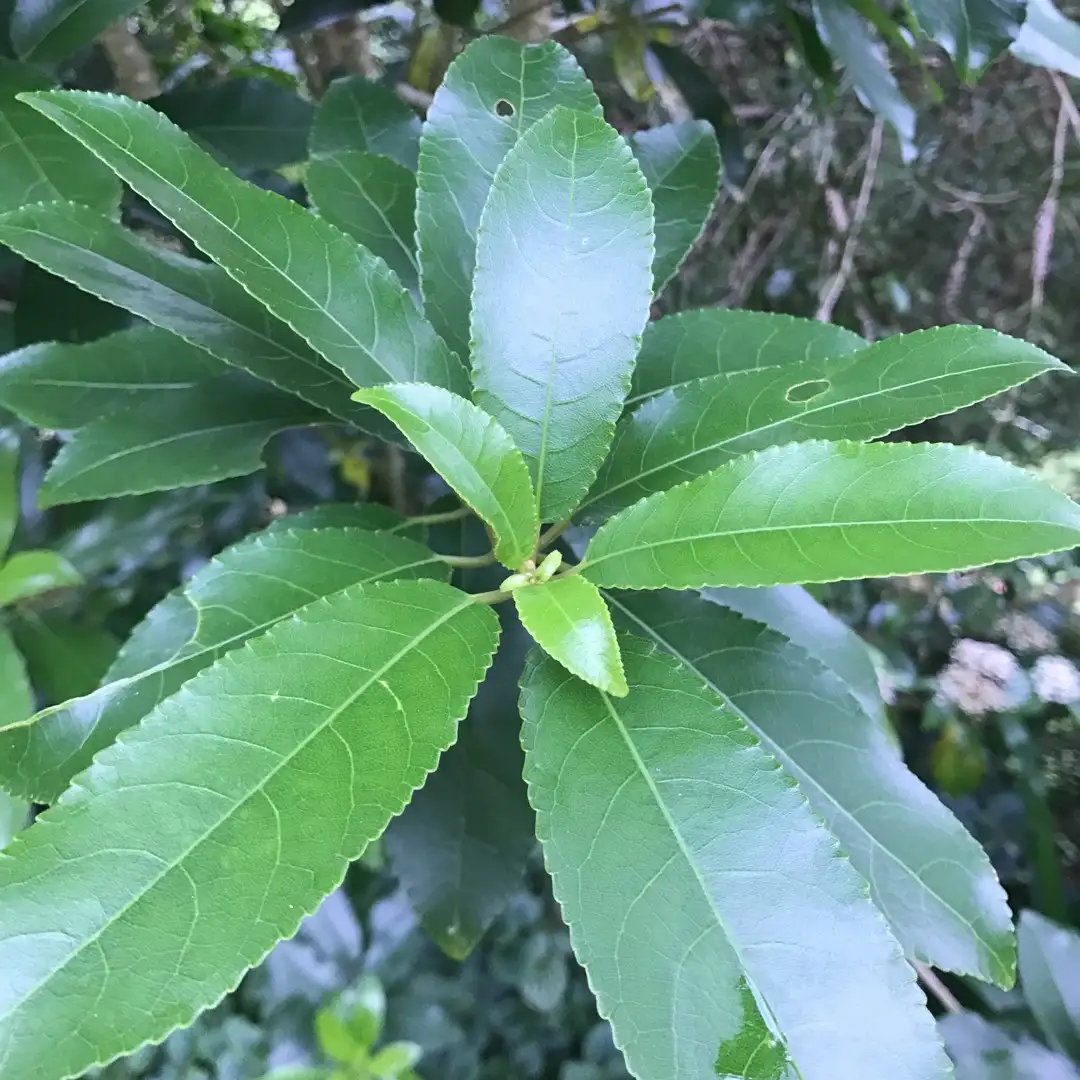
(537, 517, 572, 551)
(393, 505, 471, 530)
(438, 551, 497, 568)
(913, 962, 962, 1015)
(470, 588, 514, 605)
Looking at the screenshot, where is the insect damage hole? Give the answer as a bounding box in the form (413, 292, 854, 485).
(785, 379, 830, 403)
(494, 99, 515, 118)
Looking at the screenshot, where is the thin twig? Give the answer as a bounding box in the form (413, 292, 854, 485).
(438, 551, 497, 568)
(914, 962, 963, 1015)
(943, 208, 986, 323)
(391, 505, 470, 530)
(1031, 82, 1071, 327)
(815, 119, 884, 324)
(537, 517, 573, 551)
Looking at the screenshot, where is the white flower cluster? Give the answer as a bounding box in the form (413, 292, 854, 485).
(936, 639, 1025, 716)
(1031, 655, 1080, 705)
(996, 612, 1057, 654)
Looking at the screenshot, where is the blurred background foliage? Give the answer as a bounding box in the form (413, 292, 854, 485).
(4, 0, 1080, 1076)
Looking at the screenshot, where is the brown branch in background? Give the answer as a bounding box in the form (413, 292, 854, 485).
(1030, 83, 1071, 328)
(943, 207, 986, 323)
(814, 118, 884, 324)
(99, 20, 160, 100)
(914, 961, 963, 1015)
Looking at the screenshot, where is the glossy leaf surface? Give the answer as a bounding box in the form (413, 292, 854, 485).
(472, 107, 653, 522)
(415, 36, 600, 359)
(520, 637, 952, 1080)
(0, 203, 381, 431)
(0, 550, 81, 606)
(608, 589, 1016, 986)
(386, 603, 534, 959)
(23, 92, 466, 395)
(0, 62, 118, 212)
(38, 374, 327, 507)
(0, 622, 32, 729)
(307, 152, 418, 293)
(311, 76, 421, 171)
(0, 579, 499, 1080)
(354, 384, 537, 570)
(1017, 910, 1080, 1058)
(0, 326, 224, 429)
(587, 326, 1067, 515)
(629, 121, 719, 296)
(628, 308, 866, 407)
(10, 0, 142, 61)
(0, 524, 446, 803)
(907, 0, 1026, 78)
(514, 575, 626, 696)
(583, 441, 1080, 590)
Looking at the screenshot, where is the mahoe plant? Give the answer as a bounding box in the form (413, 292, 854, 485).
(1, 33, 1080, 1080)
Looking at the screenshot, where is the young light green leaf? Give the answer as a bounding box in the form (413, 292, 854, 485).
(0, 326, 225, 429)
(582, 441, 1080, 590)
(1017, 910, 1080, 1058)
(586, 326, 1068, 515)
(0, 61, 118, 212)
(0, 427, 18, 558)
(0, 203, 384, 433)
(0, 622, 32, 729)
(353, 384, 537, 570)
(416, 36, 600, 359)
(813, 0, 916, 160)
(0, 579, 499, 1080)
(311, 75, 421, 171)
(10, 0, 143, 62)
(520, 637, 953, 1080)
(386, 604, 535, 959)
(608, 589, 1016, 987)
(628, 308, 866, 407)
(907, 0, 1026, 79)
(21, 92, 467, 396)
(307, 152, 418, 294)
(38, 373, 327, 507)
(514, 575, 626, 697)
(153, 78, 314, 171)
(707, 583, 886, 730)
(0, 524, 446, 804)
(472, 107, 654, 523)
(0, 550, 81, 607)
(629, 121, 720, 296)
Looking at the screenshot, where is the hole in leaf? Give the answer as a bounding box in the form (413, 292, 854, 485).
(785, 379, 830, 403)
(494, 99, 515, 118)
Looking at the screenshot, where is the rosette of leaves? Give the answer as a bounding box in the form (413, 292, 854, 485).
(0, 33, 1079, 1080)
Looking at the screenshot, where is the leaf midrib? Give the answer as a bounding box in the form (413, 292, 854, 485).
(608, 594, 1003, 982)
(1, 589, 476, 1026)
(584, 357, 1052, 510)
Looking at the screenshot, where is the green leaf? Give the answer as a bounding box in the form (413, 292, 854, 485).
(630, 121, 720, 296)
(0, 579, 499, 1080)
(0, 524, 446, 804)
(262, 502, 406, 535)
(311, 76, 421, 172)
(0, 203, 384, 432)
(370, 1042, 422, 1076)
(472, 107, 654, 523)
(13, 262, 129, 348)
(582, 441, 1080, 590)
(353, 384, 537, 570)
(586, 326, 1067, 516)
(0, 621, 32, 728)
(941, 1011, 1080, 1080)
(38, 373, 327, 507)
(22, 92, 467, 396)
(520, 636, 953, 1080)
(0, 550, 81, 606)
(628, 308, 866, 408)
(307, 152, 418, 293)
(10, 0, 143, 61)
(514, 576, 626, 696)
(706, 584, 886, 729)
(385, 603, 535, 960)
(607, 589, 1016, 986)
(813, 0, 916, 160)
(316, 1009, 364, 1064)
(0, 788, 29, 850)
(1017, 910, 1080, 1058)
(0, 325, 225, 429)
(153, 78, 314, 171)
(1011, 0, 1080, 77)
(9, 610, 118, 703)
(415, 36, 600, 359)
(0, 427, 18, 558)
(0, 61, 118, 213)
(907, 0, 1027, 79)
